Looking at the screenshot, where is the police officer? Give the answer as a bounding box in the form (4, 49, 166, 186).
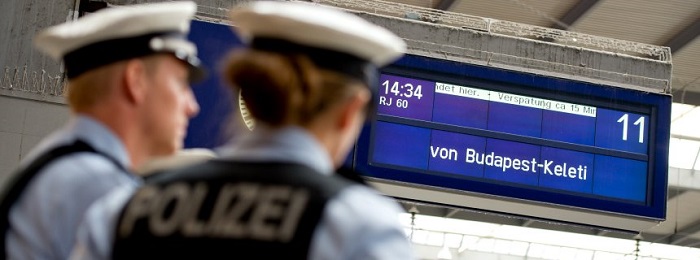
(0, 2, 202, 259)
(70, 1, 414, 259)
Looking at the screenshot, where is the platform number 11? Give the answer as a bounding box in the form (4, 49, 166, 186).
(617, 114, 645, 143)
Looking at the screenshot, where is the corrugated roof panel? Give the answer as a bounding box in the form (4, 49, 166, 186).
(571, 0, 700, 45)
(384, 0, 433, 8)
(670, 37, 700, 93)
(450, 0, 576, 27)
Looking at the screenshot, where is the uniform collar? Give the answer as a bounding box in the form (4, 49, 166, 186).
(70, 115, 131, 170)
(218, 126, 334, 175)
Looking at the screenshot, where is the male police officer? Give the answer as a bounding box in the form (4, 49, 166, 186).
(0, 2, 202, 259)
(71, 1, 414, 259)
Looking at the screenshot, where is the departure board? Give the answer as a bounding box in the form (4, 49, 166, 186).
(183, 20, 671, 230)
(373, 73, 649, 202)
(355, 54, 671, 223)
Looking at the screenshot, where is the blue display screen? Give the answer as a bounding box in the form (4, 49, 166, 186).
(377, 73, 649, 155)
(183, 20, 670, 221)
(372, 121, 646, 202)
(372, 73, 651, 202)
(356, 55, 671, 220)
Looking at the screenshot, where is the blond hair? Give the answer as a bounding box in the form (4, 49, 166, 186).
(65, 56, 160, 112)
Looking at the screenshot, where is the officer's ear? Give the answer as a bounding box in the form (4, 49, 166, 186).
(122, 58, 148, 105)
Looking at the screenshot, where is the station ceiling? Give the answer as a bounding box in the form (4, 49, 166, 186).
(376, 0, 700, 249)
(383, 0, 700, 106)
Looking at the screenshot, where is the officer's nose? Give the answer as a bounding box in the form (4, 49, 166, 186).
(186, 89, 200, 118)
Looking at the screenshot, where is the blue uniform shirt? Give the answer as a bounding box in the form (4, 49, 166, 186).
(71, 126, 415, 259)
(7, 115, 140, 260)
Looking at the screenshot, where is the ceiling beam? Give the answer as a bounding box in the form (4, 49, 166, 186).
(672, 89, 700, 106)
(664, 18, 700, 53)
(596, 230, 609, 236)
(669, 217, 700, 245)
(398, 201, 700, 249)
(667, 187, 687, 200)
(551, 0, 600, 30)
(671, 234, 698, 246)
(433, 0, 457, 11)
(521, 219, 535, 227)
(684, 238, 700, 248)
(444, 209, 459, 218)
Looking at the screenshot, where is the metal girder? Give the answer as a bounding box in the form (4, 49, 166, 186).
(433, 0, 457, 11)
(445, 209, 459, 218)
(648, 207, 700, 247)
(670, 217, 700, 245)
(671, 134, 700, 143)
(673, 88, 700, 106)
(685, 238, 700, 248)
(667, 187, 687, 200)
(551, 0, 600, 30)
(664, 18, 700, 53)
(398, 196, 700, 248)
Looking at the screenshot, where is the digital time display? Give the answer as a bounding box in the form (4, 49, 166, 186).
(355, 54, 670, 221)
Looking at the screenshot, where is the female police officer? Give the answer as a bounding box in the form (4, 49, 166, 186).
(70, 1, 414, 259)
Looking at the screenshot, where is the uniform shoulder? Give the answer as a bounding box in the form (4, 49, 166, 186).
(42, 152, 125, 177)
(32, 152, 132, 194)
(332, 184, 406, 221)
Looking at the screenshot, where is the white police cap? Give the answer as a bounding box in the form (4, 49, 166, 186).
(34, 1, 205, 82)
(229, 1, 406, 68)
